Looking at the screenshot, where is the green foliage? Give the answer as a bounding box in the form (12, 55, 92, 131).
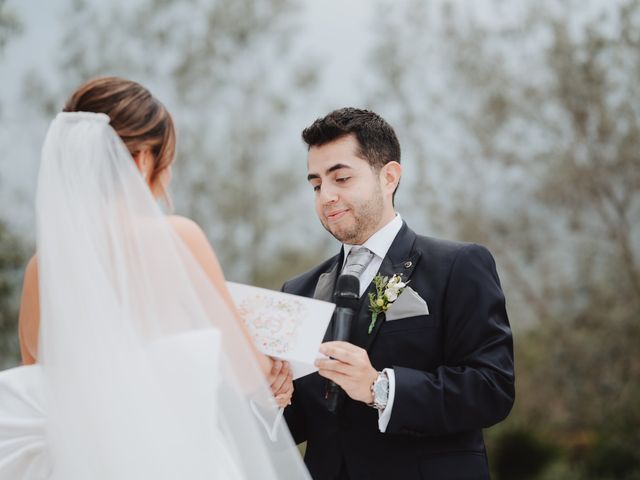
(491, 428, 558, 480)
(584, 438, 640, 480)
(0, 2, 27, 367)
(0, 220, 28, 367)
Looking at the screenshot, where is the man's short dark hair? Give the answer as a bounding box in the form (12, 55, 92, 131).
(302, 108, 401, 170)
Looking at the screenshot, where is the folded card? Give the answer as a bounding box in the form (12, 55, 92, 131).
(227, 282, 335, 379)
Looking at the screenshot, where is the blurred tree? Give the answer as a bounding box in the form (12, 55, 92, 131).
(22, 0, 330, 289)
(152, 0, 328, 287)
(0, 0, 28, 368)
(0, 221, 26, 368)
(0, 0, 21, 54)
(369, 0, 640, 477)
(0, 0, 22, 122)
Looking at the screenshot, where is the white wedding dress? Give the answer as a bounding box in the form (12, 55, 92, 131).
(0, 366, 48, 479)
(0, 112, 309, 480)
(0, 331, 249, 480)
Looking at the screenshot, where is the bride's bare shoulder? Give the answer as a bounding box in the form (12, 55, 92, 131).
(167, 215, 206, 242)
(166, 215, 219, 260)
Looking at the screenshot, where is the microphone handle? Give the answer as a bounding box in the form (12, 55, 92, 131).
(326, 306, 355, 413)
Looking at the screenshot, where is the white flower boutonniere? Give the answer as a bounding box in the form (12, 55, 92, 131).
(367, 274, 408, 334)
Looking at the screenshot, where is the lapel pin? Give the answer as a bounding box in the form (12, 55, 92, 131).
(404, 261, 412, 269)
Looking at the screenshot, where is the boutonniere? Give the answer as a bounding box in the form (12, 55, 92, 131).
(367, 274, 408, 334)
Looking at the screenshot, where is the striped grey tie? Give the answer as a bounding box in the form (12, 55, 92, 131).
(342, 246, 374, 280)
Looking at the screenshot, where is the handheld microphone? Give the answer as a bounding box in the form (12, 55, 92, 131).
(325, 274, 360, 413)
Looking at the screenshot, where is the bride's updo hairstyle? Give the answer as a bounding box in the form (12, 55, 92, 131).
(63, 76, 176, 201)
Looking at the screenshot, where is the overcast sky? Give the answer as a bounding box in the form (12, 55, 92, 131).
(1, 0, 375, 109)
(0, 0, 378, 232)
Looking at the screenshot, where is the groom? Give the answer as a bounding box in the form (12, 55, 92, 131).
(282, 108, 515, 479)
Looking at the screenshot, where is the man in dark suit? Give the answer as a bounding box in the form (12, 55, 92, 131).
(282, 108, 515, 480)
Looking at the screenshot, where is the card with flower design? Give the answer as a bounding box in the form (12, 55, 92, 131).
(227, 282, 335, 379)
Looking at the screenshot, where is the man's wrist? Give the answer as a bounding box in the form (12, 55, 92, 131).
(368, 370, 390, 410)
(365, 368, 378, 404)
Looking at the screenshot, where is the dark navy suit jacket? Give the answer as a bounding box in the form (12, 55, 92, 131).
(282, 223, 515, 480)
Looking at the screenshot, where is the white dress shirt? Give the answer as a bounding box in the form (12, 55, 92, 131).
(342, 213, 402, 432)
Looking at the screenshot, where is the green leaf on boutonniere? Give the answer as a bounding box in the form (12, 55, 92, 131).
(367, 273, 408, 334)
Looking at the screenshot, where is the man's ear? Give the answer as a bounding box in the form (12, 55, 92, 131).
(381, 161, 401, 195)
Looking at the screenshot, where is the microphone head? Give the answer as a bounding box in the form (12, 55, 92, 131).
(334, 274, 360, 309)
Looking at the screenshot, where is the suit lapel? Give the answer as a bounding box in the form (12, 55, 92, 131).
(362, 252, 421, 351)
(313, 262, 340, 303)
(313, 253, 342, 342)
(351, 222, 422, 351)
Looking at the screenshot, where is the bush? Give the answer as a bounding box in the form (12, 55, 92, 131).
(491, 428, 558, 480)
(584, 438, 640, 480)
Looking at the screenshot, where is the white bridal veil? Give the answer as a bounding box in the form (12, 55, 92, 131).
(25, 111, 309, 479)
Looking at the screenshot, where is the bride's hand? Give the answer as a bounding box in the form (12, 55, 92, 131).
(268, 359, 294, 408)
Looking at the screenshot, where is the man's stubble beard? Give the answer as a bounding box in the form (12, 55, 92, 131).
(321, 184, 385, 245)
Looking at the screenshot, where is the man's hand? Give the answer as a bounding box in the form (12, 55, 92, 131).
(268, 359, 293, 408)
(315, 341, 378, 404)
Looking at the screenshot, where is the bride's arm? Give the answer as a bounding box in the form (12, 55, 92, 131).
(18, 255, 40, 365)
(167, 215, 273, 376)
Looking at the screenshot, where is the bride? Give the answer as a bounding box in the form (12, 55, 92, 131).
(0, 77, 310, 479)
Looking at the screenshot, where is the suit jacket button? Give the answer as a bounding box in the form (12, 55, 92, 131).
(404, 261, 412, 268)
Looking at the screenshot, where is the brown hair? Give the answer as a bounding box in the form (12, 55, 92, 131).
(63, 76, 176, 202)
(302, 107, 401, 170)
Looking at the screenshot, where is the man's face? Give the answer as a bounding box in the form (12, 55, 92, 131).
(307, 135, 391, 245)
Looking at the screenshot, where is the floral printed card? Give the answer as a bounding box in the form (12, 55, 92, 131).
(227, 282, 335, 379)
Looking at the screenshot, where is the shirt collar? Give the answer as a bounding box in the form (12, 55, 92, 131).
(342, 213, 403, 263)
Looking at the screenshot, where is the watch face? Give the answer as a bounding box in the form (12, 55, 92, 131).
(374, 378, 389, 403)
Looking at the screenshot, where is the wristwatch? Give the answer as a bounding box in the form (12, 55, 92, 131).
(370, 371, 389, 411)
